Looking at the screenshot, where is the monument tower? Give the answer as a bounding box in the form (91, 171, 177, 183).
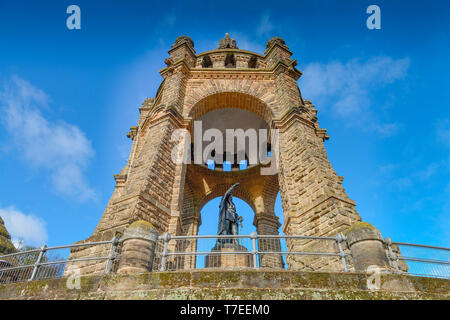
(71, 34, 363, 273)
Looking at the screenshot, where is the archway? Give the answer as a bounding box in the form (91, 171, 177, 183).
(179, 91, 283, 238)
(187, 91, 274, 125)
(195, 196, 257, 268)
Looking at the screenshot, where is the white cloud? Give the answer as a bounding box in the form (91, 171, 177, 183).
(415, 163, 439, 181)
(0, 76, 95, 201)
(391, 177, 412, 189)
(437, 118, 450, 147)
(257, 10, 274, 37)
(445, 183, 450, 194)
(300, 56, 410, 136)
(384, 161, 441, 192)
(0, 206, 48, 247)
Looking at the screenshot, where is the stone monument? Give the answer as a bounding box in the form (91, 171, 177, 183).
(68, 34, 368, 274)
(205, 183, 253, 268)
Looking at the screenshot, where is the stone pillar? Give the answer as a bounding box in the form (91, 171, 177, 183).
(117, 220, 159, 274)
(346, 222, 389, 272)
(180, 213, 201, 270)
(276, 108, 362, 271)
(254, 214, 284, 269)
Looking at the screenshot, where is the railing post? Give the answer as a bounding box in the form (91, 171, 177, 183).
(384, 237, 400, 273)
(117, 220, 159, 275)
(335, 234, 349, 272)
(160, 232, 171, 272)
(250, 232, 258, 269)
(29, 244, 46, 281)
(345, 222, 390, 272)
(105, 236, 119, 274)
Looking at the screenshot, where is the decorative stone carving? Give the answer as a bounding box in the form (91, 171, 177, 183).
(126, 126, 138, 140)
(218, 33, 238, 49)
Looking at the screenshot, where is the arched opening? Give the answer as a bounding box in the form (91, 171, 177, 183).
(199, 196, 256, 236)
(248, 55, 257, 68)
(196, 196, 256, 267)
(182, 91, 285, 242)
(225, 53, 236, 68)
(201, 55, 212, 68)
(275, 191, 284, 235)
(188, 91, 273, 125)
(195, 107, 269, 171)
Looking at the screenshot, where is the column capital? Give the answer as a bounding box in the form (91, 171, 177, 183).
(253, 213, 281, 229)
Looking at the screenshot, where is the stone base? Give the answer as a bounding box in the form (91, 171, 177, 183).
(205, 242, 253, 269)
(1, 271, 448, 300)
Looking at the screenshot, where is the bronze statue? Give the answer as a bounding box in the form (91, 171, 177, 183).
(217, 183, 242, 242)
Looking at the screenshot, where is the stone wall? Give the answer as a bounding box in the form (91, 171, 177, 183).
(1, 270, 448, 300)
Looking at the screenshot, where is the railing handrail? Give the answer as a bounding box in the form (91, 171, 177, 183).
(159, 234, 338, 241)
(392, 241, 450, 251)
(0, 239, 116, 260)
(397, 256, 450, 265)
(165, 251, 345, 257)
(0, 238, 120, 284)
(2, 233, 449, 284)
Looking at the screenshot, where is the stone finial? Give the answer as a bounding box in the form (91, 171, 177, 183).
(218, 33, 238, 49)
(266, 36, 288, 50)
(0, 216, 16, 255)
(172, 35, 194, 49)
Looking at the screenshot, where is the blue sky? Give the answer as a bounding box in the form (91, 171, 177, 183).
(0, 0, 449, 249)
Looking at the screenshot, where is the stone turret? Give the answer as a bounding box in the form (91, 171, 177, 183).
(0, 216, 15, 255)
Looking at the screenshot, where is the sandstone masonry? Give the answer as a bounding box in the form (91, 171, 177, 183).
(69, 34, 365, 274)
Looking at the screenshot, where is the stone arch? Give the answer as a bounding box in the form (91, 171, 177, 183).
(183, 80, 278, 121)
(197, 183, 256, 215)
(188, 91, 273, 125)
(224, 53, 236, 68)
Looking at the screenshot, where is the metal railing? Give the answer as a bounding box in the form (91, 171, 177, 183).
(385, 238, 450, 279)
(1, 232, 449, 285)
(0, 237, 120, 284)
(153, 232, 351, 272)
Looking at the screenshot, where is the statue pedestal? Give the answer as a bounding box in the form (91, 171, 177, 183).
(205, 242, 254, 269)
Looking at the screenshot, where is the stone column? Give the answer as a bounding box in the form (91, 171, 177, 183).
(254, 214, 284, 269)
(117, 220, 159, 274)
(346, 222, 389, 272)
(180, 213, 201, 270)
